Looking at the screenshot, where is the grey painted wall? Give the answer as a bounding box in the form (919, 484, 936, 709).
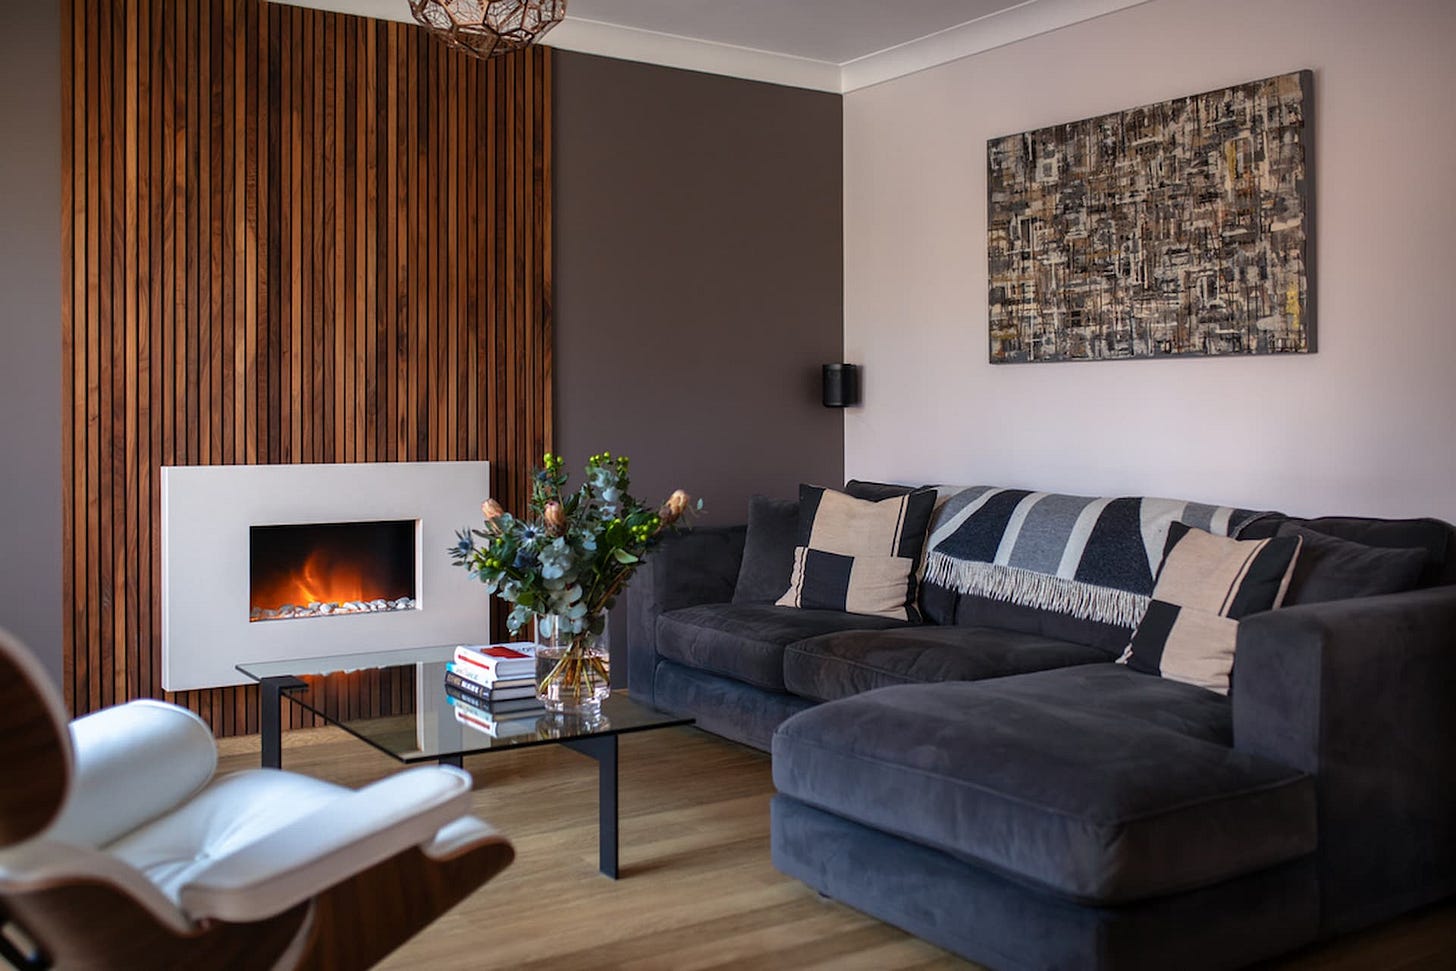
(554, 51, 844, 520)
(0, 0, 63, 685)
(553, 51, 844, 680)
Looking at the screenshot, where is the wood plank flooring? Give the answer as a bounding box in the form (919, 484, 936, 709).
(216, 726, 1456, 970)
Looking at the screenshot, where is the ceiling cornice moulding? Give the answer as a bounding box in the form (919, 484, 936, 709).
(268, 0, 414, 26)
(269, 0, 1156, 94)
(840, 0, 1155, 93)
(546, 18, 843, 93)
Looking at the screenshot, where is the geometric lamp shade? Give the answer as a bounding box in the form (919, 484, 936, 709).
(409, 0, 568, 58)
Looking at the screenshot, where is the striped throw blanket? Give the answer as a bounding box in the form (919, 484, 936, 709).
(922, 487, 1271, 629)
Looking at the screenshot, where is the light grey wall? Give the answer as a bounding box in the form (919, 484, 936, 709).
(0, 0, 63, 685)
(844, 0, 1456, 522)
(553, 51, 845, 681)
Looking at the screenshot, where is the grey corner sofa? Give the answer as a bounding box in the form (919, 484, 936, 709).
(626, 482, 1456, 971)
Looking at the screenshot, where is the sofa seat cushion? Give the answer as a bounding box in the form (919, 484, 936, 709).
(656, 603, 907, 692)
(772, 666, 1316, 905)
(782, 626, 1109, 702)
(1007, 660, 1236, 746)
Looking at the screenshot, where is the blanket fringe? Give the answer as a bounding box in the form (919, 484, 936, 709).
(922, 553, 1149, 629)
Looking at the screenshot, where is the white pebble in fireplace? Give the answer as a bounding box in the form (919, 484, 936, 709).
(161, 461, 490, 691)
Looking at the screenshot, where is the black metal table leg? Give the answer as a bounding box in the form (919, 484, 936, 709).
(259, 676, 306, 769)
(439, 754, 464, 768)
(563, 735, 619, 878)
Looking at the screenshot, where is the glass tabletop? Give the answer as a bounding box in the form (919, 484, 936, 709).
(238, 644, 693, 763)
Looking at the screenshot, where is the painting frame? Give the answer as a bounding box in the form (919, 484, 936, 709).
(987, 70, 1314, 364)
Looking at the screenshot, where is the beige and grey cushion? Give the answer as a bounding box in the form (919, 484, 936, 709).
(1119, 523, 1302, 694)
(776, 484, 937, 621)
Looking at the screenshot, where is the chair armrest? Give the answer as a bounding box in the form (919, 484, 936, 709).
(419, 815, 510, 861)
(0, 839, 198, 936)
(628, 525, 747, 704)
(1232, 585, 1456, 931)
(178, 765, 494, 923)
(47, 700, 217, 848)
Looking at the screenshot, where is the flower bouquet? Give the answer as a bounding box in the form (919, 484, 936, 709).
(451, 452, 696, 711)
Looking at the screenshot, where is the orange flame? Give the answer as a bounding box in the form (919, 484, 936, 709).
(252, 547, 387, 611)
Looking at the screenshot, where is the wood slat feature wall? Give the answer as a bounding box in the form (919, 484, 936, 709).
(61, 0, 552, 735)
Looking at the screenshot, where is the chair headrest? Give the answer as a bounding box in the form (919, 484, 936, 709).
(0, 627, 74, 846)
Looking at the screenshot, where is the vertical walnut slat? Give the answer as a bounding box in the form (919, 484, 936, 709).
(62, 0, 553, 735)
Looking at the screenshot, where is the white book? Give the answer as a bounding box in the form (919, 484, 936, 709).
(452, 641, 538, 681)
(453, 702, 544, 739)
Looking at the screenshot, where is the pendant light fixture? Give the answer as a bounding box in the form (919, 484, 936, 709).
(409, 0, 567, 59)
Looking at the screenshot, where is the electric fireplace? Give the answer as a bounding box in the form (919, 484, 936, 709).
(249, 520, 418, 622)
(161, 461, 489, 691)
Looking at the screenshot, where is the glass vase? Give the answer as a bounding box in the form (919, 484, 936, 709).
(534, 616, 610, 713)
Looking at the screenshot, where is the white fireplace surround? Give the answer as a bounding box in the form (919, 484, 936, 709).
(161, 461, 490, 690)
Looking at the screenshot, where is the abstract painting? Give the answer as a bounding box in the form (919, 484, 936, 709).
(987, 71, 1311, 363)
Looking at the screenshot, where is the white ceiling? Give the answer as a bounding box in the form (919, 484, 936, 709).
(273, 0, 1153, 92)
(566, 0, 1031, 65)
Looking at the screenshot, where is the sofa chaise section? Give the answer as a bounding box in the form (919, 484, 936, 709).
(770, 797, 1318, 971)
(771, 578, 1456, 969)
(772, 667, 1316, 906)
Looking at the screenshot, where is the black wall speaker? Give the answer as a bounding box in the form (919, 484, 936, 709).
(822, 363, 861, 408)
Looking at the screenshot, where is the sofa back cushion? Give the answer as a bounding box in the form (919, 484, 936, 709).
(1275, 523, 1428, 605)
(1284, 516, 1454, 588)
(843, 479, 919, 502)
(950, 594, 1133, 654)
(732, 495, 800, 605)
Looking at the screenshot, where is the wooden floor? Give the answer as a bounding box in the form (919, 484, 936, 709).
(217, 725, 1456, 970)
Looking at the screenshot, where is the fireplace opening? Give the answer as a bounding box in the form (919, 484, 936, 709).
(250, 519, 418, 622)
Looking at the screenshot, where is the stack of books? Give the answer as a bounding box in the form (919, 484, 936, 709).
(445, 642, 545, 737)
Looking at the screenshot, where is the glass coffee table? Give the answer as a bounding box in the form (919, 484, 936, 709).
(237, 645, 693, 878)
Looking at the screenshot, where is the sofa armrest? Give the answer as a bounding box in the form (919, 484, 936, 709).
(628, 525, 747, 706)
(1232, 585, 1456, 933)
